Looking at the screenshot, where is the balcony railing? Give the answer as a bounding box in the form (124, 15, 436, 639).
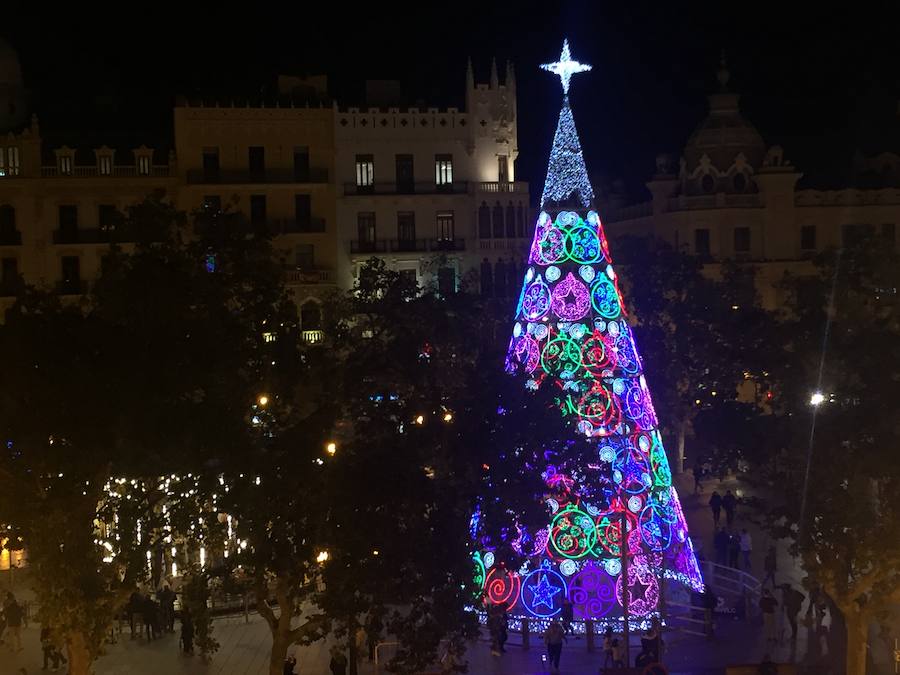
(0, 230, 22, 245)
(429, 237, 465, 251)
(343, 181, 469, 196)
(264, 218, 327, 235)
(52, 227, 138, 244)
(351, 238, 465, 254)
(301, 330, 325, 344)
(41, 165, 171, 178)
(56, 280, 89, 295)
(350, 239, 388, 253)
(282, 268, 333, 285)
(389, 238, 428, 252)
(187, 168, 329, 185)
(475, 181, 529, 194)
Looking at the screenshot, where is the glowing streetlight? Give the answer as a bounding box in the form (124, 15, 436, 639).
(326, 441, 337, 456)
(316, 550, 330, 564)
(810, 392, 825, 407)
(257, 394, 269, 407)
(443, 412, 453, 422)
(414, 415, 425, 425)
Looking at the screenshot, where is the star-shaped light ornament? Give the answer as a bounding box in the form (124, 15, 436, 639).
(529, 572, 563, 609)
(541, 39, 592, 95)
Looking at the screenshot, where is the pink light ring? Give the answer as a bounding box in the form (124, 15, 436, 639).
(528, 212, 553, 264)
(550, 273, 591, 321)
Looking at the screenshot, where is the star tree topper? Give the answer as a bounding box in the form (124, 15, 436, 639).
(541, 39, 592, 95)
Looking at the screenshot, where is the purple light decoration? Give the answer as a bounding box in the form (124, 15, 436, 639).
(569, 562, 616, 618)
(522, 277, 552, 320)
(551, 272, 591, 321)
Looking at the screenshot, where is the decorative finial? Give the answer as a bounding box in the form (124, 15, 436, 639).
(717, 50, 730, 90)
(541, 39, 592, 95)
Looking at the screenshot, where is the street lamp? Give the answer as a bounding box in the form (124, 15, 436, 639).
(809, 392, 825, 406)
(326, 441, 337, 456)
(257, 394, 269, 407)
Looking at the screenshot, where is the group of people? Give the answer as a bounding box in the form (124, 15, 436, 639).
(0, 592, 25, 652)
(713, 526, 753, 570)
(708, 489, 738, 526)
(126, 585, 177, 642)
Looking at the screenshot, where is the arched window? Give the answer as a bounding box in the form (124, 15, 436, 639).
(0, 205, 15, 238)
(505, 202, 516, 238)
(701, 174, 715, 193)
(492, 203, 504, 238)
(732, 172, 747, 192)
(516, 204, 525, 238)
(478, 202, 491, 239)
(494, 258, 507, 297)
(300, 300, 322, 331)
(480, 258, 493, 297)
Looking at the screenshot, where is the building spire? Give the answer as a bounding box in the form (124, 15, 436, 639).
(539, 39, 594, 209)
(490, 57, 499, 89)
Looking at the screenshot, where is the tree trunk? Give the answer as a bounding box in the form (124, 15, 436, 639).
(269, 633, 290, 675)
(66, 630, 94, 675)
(844, 608, 868, 675)
(675, 421, 687, 474)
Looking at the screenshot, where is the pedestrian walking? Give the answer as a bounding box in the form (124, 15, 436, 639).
(142, 596, 159, 640)
(727, 530, 741, 569)
(601, 626, 615, 669)
(128, 590, 144, 638)
(723, 490, 737, 525)
(497, 603, 508, 653)
(780, 584, 805, 640)
(487, 605, 502, 656)
(702, 587, 718, 638)
(760, 588, 778, 643)
(561, 597, 575, 636)
(180, 610, 194, 654)
(714, 527, 729, 566)
(739, 529, 753, 570)
(763, 546, 777, 588)
(41, 626, 67, 671)
(544, 619, 566, 674)
(157, 584, 176, 633)
(3, 592, 23, 652)
(693, 460, 704, 493)
(329, 646, 349, 675)
(709, 491, 723, 525)
(610, 637, 625, 667)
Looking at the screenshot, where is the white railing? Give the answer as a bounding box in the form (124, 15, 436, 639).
(476, 181, 529, 194)
(301, 330, 324, 344)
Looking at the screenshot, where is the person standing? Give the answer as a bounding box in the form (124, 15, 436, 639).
(702, 587, 718, 638)
(693, 460, 704, 493)
(709, 491, 723, 526)
(723, 490, 738, 526)
(158, 584, 176, 633)
(497, 603, 509, 653)
(561, 597, 575, 636)
(544, 619, 566, 674)
(3, 592, 23, 652)
(781, 584, 806, 640)
(760, 588, 778, 643)
(727, 529, 741, 569)
(739, 529, 753, 570)
(714, 527, 729, 566)
(601, 626, 615, 669)
(128, 590, 144, 638)
(487, 605, 502, 656)
(41, 625, 67, 671)
(763, 546, 777, 588)
(180, 610, 194, 654)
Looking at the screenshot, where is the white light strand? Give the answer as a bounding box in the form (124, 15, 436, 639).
(540, 99, 594, 208)
(540, 39, 592, 95)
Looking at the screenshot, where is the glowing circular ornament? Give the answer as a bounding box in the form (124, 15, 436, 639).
(627, 495, 643, 513)
(538, 226, 566, 264)
(604, 558, 621, 576)
(566, 224, 602, 263)
(569, 323, 586, 340)
(483, 551, 495, 569)
(612, 323, 641, 375)
(509, 335, 540, 374)
(613, 378, 626, 395)
(590, 275, 621, 319)
(473, 552, 487, 596)
(605, 264, 616, 280)
(533, 323, 550, 341)
(615, 560, 660, 616)
(550, 505, 597, 559)
(541, 336, 583, 377)
(623, 378, 657, 430)
(484, 568, 521, 610)
(513, 322, 523, 338)
(545, 265, 561, 282)
(639, 504, 674, 552)
(594, 514, 624, 557)
(525, 267, 535, 283)
(570, 382, 619, 427)
(579, 264, 596, 283)
(559, 559, 579, 577)
(582, 331, 612, 375)
(607, 321, 620, 336)
(546, 498, 560, 514)
(551, 273, 591, 321)
(649, 432, 672, 487)
(522, 277, 552, 320)
(521, 565, 568, 618)
(585, 503, 601, 517)
(569, 562, 617, 619)
(599, 445, 616, 463)
(577, 420, 594, 437)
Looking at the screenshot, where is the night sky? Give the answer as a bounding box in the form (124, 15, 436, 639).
(6, 1, 900, 199)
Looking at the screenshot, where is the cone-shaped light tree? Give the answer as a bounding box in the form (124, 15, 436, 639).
(472, 40, 703, 629)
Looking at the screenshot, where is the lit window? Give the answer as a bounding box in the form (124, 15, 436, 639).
(436, 211, 454, 241)
(4, 147, 20, 176)
(99, 155, 112, 176)
(59, 155, 73, 176)
(435, 154, 453, 187)
(355, 155, 374, 188)
(138, 156, 151, 176)
(263, 332, 276, 343)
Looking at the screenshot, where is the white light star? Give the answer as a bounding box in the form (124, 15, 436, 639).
(541, 39, 592, 95)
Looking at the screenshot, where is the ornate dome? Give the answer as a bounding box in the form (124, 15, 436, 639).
(683, 91, 766, 172)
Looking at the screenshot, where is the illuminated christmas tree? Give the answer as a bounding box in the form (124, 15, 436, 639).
(474, 40, 702, 629)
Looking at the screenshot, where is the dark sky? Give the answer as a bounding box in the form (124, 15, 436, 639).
(6, 1, 900, 198)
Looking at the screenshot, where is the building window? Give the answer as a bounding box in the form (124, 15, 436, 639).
(98, 155, 112, 176)
(492, 203, 504, 238)
(480, 259, 493, 297)
(494, 259, 507, 297)
(396, 154, 414, 193)
(516, 204, 525, 237)
(293, 147, 310, 182)
(137, 155, 151, 176)
(498, 155, 509, 183)
(505, 202, 516, 238)
(0, 205, 16, 240)
(300, 300, 322, 331)
(250, 195, 267, 227)
(732, 172, 747, 192)
(295, 244, 314, 270)
(733, 227, 750, 253)
(248, 146, 265, 181)
(203, 195, 222, 213)
(202, 147, 220, 181)
(437, 266, 456, 296)
(98, 205, 117, 233)
(800, 225, 816, 251)
(701, 174, 715, 193)
(358, 212, 376, 244)
(436, 211, 454, 241)
(397, 211, 415, 244)
(1, 147, 20, 176)
(59, 155, 73, 176)
(60, 256, 81, 294)
(435, 154, 453, 189)
(694, 228, 710, 256)
(294, 195, 317, 231)
(355, 154, 374, 190)
(1, 257, 18, 293)
(59, 205, 78, 241)
(478, 202, 491, 239)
